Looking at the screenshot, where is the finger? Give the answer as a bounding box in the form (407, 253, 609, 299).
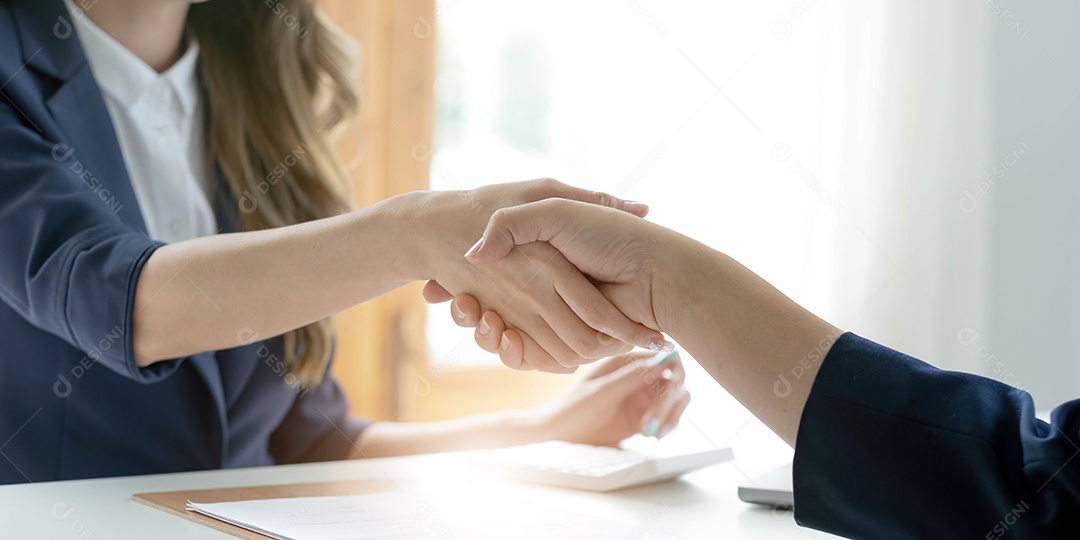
(639, 395, 673, 440)
(658, 391, 691, 439)
(500, 328, 576, 374)
(497, 328, 527, 370)
(464, 199, 569, 264)
(510, 316, 587, 371)
(660, 356, 687, 387)
(474, 311, 505, 353)
(530, 178, 650, 218)
(639, 357, 688, 439)
(629, 360, 687, 437)
(539, 248, 667, 352)
(422, 280, 453, 303)
(451, 294, 481, 327)
(524, 255, 631, 360)
(650, 360, 686, 402)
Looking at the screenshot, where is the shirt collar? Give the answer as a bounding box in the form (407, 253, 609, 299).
(64, 0, 200, 115)
(165, 43, 201, 115)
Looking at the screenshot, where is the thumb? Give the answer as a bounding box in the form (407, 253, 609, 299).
(464, 199, 569, 264)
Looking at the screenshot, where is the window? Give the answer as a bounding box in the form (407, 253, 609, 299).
(426, 0, 840, 375)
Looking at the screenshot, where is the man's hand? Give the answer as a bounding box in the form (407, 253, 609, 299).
(418, 182, 669, 371)
(427, 198, 677, 371)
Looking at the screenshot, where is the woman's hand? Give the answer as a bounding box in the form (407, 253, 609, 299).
(431, 198, 677, 371)
(416, 180, 671, 372)
(528, 351, 691, 446)
(355, 351, 690, 458)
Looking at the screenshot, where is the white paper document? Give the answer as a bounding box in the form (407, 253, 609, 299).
(187, 489, 683, 539)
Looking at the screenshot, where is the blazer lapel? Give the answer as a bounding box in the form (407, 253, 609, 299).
(13, 0, 84, 81)
(44, 68, 148, 230)
(17, 0, 232, 461)
(16, 0, 146, 230)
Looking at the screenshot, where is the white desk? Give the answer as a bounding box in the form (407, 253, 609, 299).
(0, 418, 837, 539)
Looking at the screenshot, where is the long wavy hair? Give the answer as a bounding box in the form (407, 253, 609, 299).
(188, 1, 357, 388)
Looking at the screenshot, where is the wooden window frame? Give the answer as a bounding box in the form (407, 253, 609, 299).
(327, 0, 577, 423)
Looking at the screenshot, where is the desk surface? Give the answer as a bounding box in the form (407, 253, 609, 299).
(0, 419, 836, 539)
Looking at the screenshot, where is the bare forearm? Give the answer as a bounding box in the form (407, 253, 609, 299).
(354, 410, 545, 458)
(133, 192, 429, 365)
(652, 233, 841, 446)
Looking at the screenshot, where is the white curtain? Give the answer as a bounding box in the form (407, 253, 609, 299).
(802, 1, 994, 370)
(793, 0, 1079, 407)
(427, 0, 1079, 407)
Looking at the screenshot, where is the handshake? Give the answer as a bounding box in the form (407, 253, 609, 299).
(418, 178, 841, 447)
(423, 183, 677, 374)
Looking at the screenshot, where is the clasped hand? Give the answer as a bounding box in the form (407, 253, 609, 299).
(420, 180, 671, 373)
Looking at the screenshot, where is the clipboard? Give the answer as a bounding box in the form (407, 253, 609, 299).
(132, 478, 422, 539)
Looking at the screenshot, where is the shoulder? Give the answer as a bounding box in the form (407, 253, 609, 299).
(0, 0, 71, 120)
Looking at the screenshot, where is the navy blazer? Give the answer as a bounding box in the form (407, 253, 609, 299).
(794, 333, 1080, 538)
(0, 0, 367, 485)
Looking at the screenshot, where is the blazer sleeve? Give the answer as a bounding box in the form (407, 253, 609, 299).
(793, 333, 1080, 539)
(0, 96, 179, 383)
(267, 363, 371, 465)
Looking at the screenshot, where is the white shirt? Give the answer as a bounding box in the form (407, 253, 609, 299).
(66, 0, 217, 243)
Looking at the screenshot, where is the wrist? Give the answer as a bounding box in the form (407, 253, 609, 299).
(399, 189, 492, 281)
(502, 407, 553, 445)
(370, 190, 445, 281)
(649, 231, 723, 338)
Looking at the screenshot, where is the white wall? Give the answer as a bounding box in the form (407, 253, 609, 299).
(984, 0, 1080, 408)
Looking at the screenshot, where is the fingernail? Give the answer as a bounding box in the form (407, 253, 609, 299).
(642, 418, 660, 438)
(452, 303, 465, 321)
(478, 318, 491, 336)
(500, 334, 511, 351)
(648, 338, 674, 352)
(464, 237, 485, 258)
(653, 350, 679, 367)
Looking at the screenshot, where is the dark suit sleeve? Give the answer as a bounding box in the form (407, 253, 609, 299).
(0, 93, 178, 383)
(793, 333, 1080, 539)
(268, 355, 371, 464)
